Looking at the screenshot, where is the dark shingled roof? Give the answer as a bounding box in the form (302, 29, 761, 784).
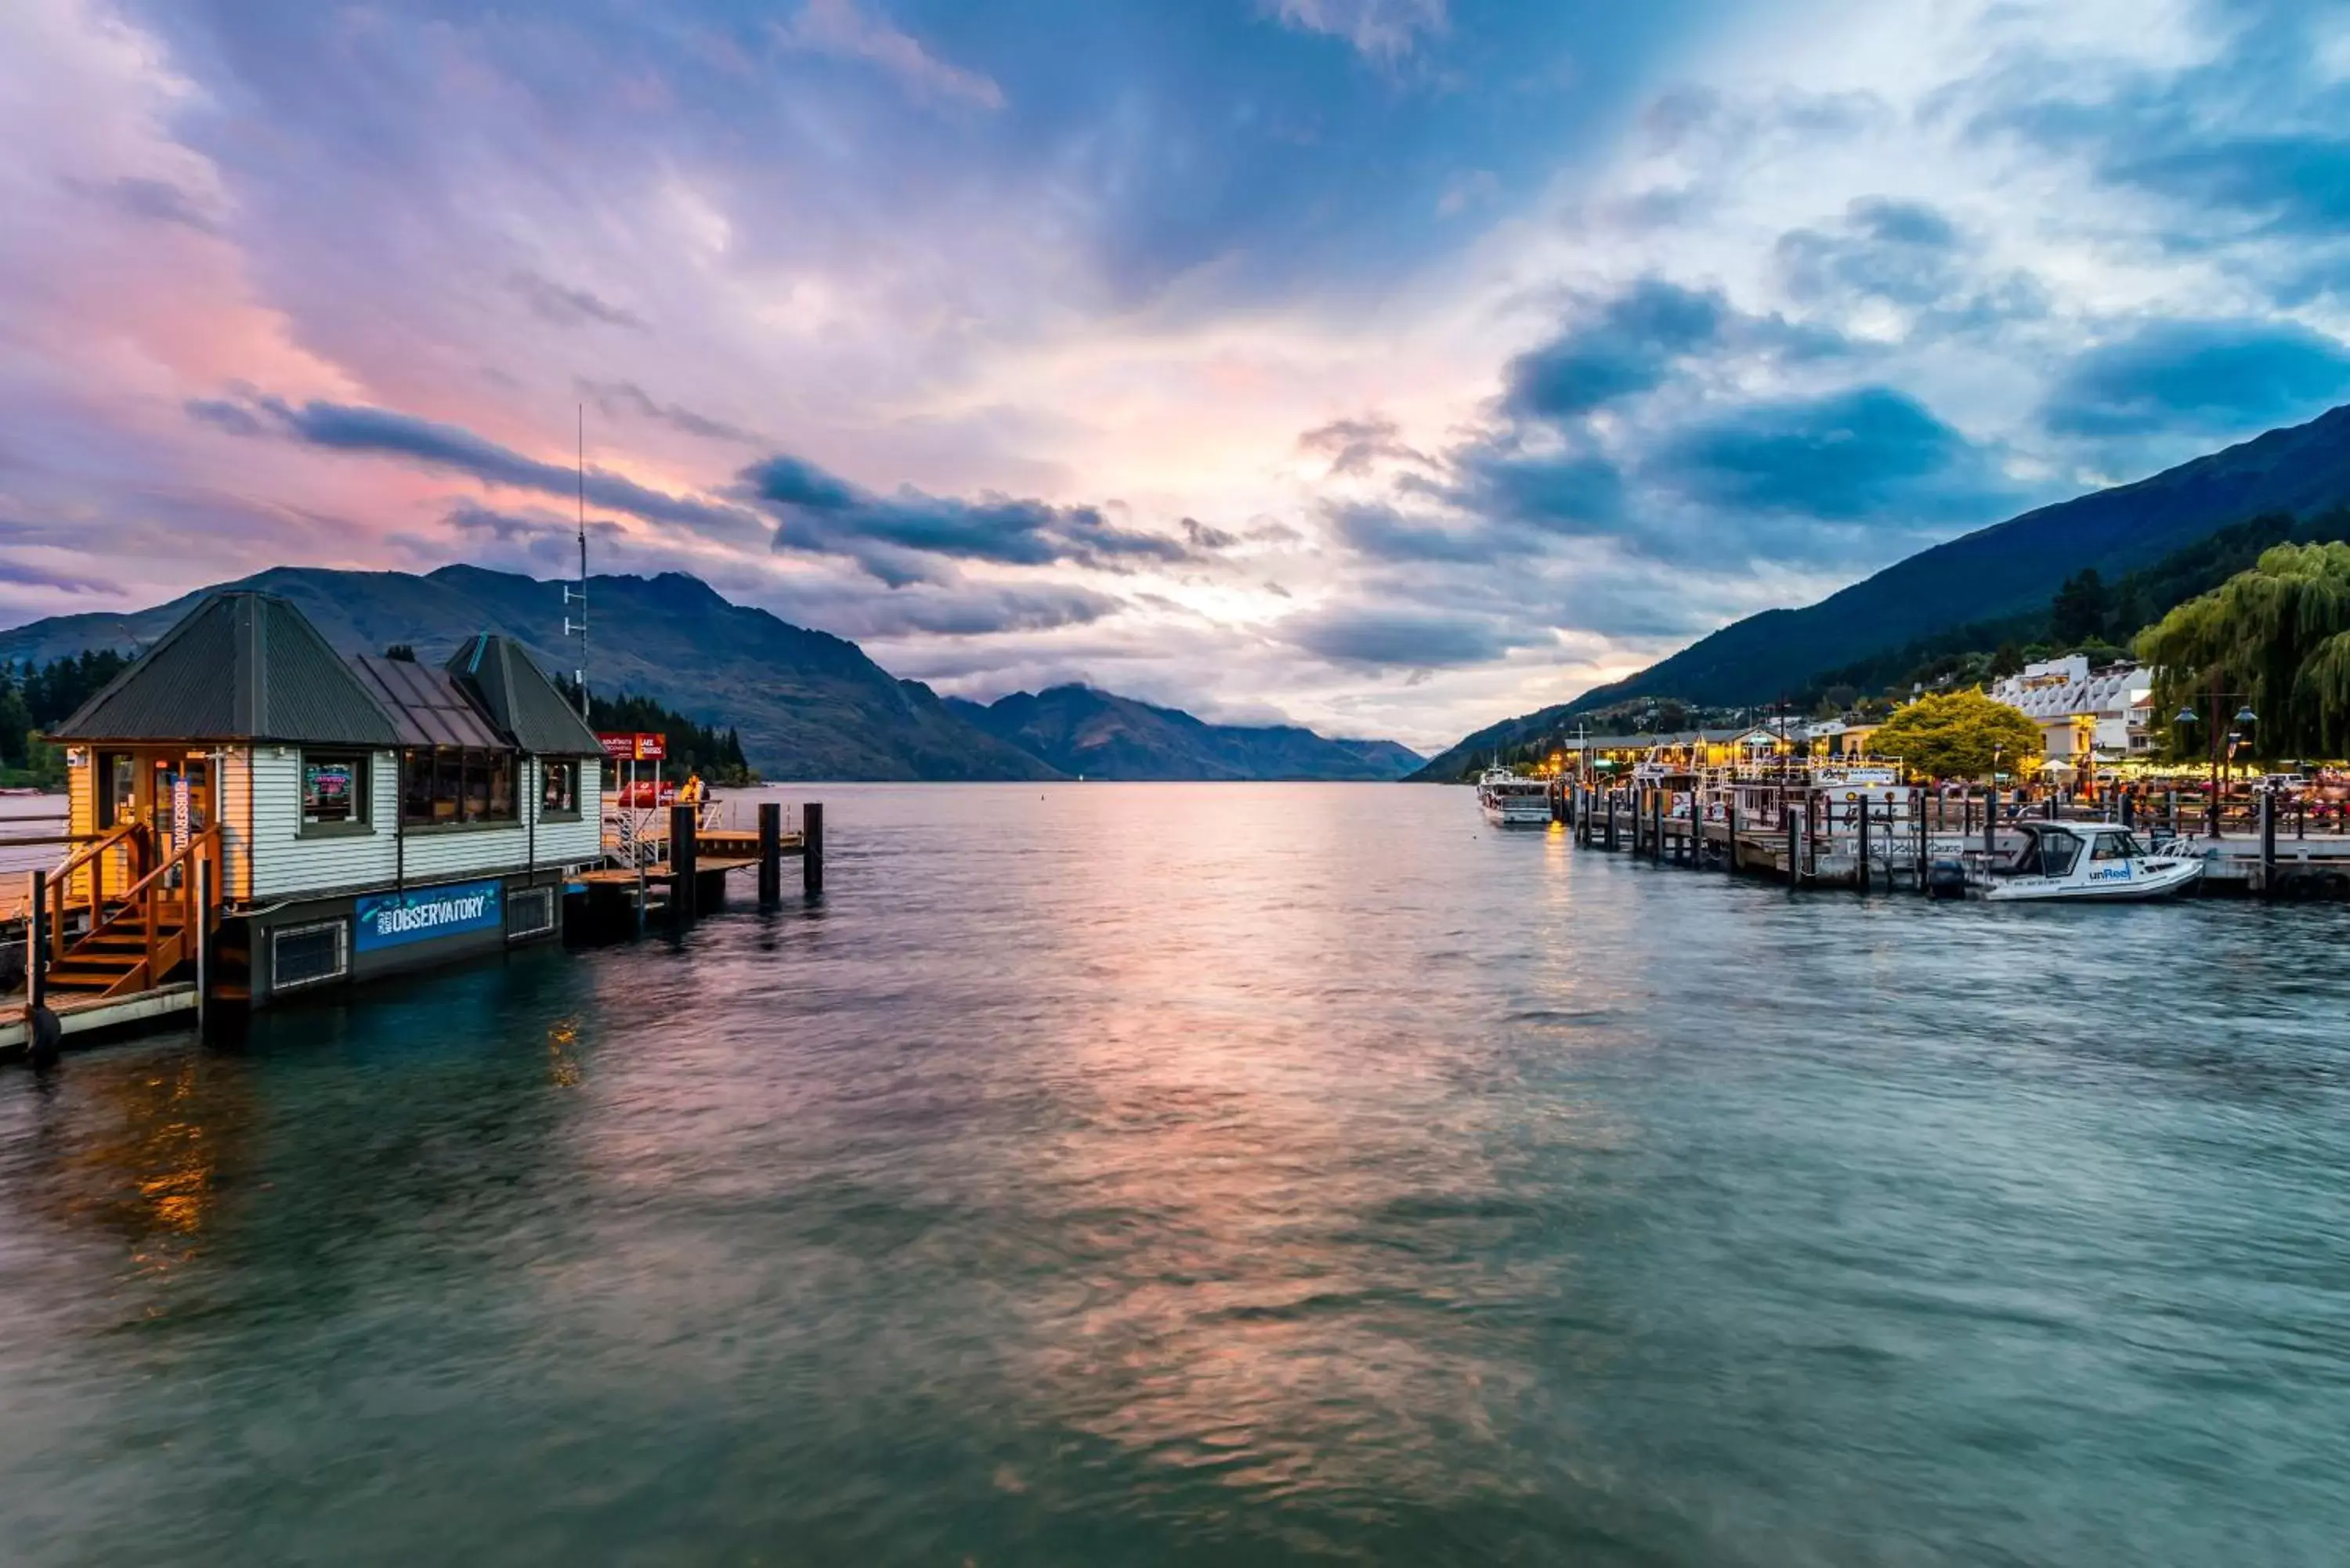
(446, 634, 605, 757)
(349, 655, 510, 750)
(49, 592, 401, 746)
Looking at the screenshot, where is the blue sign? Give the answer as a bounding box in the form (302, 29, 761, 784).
(356, 880, 503, 951)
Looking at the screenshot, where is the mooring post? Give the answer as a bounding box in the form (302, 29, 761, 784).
(2166, 789, 2178, 838)
(1787, 800, 1800, 889)
(27, 869, 45, 1013)
(669, 803, 698, 922)
(803, 802, 824, 896)
(2259, 790, 2277, 896)
(1857, 796, 1871, 894)
(1723, 797, 1737, 877)
(195, 855, 212, 1038)
(1914, 789, 1929, 894)
(757, 801, 783, 905)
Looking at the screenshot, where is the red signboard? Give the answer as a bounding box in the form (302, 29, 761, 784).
(597, 732, 668, 762)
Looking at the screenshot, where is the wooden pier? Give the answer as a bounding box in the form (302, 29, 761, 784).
(1553, 772, 2350, 901)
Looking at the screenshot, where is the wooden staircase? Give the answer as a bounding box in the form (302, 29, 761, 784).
(38, 825, 223, 1001)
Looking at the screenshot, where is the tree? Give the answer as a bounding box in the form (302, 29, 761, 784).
(2137, 541, 2350, 761)
(2050, 568, 2110, 646)
(1870, 689, 2044, 781)
(1987, 641, 2024, 679)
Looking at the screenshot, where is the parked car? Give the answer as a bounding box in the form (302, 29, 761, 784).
(2255, 773, 2312, 796)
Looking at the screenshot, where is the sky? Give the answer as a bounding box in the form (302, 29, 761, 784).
(3, 0, 2348, 751)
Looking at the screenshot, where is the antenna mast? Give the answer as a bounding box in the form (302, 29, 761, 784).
(564, 405, 589, 719)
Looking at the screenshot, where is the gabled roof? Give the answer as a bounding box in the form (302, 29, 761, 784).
(349, 655, 509, 749)
(48, 592, 401, 746)
(446, 634, 605, 756)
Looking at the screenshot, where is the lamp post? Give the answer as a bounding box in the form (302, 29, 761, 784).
(2174, 670, 2257, 837)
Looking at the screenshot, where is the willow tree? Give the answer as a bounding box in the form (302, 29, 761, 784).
(2136, 542, 2350, 761)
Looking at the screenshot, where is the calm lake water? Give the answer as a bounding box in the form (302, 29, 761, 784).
(4, 782, 2348, 1566)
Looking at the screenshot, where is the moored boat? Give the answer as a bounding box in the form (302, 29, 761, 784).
(1477, 767, 1553, 827)
(1930, 821, 2203, 902)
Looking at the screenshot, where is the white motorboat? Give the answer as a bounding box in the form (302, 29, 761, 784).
(1477, 767, 1554, 827)
(1926, 821, 2203, 902)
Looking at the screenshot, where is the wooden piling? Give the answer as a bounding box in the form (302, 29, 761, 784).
(1857, 796, 1871, 894)
(1983, 789, 1997, 861)
(1723, 798, 1737, 877)
(757, 801, 783, 905)
(27, 869, 45, 1013)
(2259, 790, 2277, 896)
(803, 802, 825, 896)
(195, 856, 212, 1036)
(1787, 800, 1800, 889)
(669, 803, 698, 921)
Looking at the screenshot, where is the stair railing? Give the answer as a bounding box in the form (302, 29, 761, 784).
(45, 822, 143, 966)
(60, 826, 221, 994)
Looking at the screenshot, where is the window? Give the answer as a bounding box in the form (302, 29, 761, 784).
(271, 919, 349, 989)
(507, 887, 555, 939)
(302, 750, 369, 826)
(400, 748, 521, 827)
(99, 752, 136, 828)
(2092, 833, 2142, 861)
(2037, 832, 2081, 877)
(541, 761, 579, 818)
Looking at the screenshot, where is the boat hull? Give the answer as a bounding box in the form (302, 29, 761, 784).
(1974, 861, 2204, 902)
(1480, 800, 1554, 828)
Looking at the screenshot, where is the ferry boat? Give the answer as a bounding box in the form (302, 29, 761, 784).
(1477, 767, 1554, 828)
(1929, 822, 2204, 902)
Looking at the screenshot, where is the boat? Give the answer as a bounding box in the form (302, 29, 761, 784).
(1476, 767, 1554, 827)
(1928, 821, 2204, 902)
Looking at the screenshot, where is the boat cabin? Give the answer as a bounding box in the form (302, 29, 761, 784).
(43, 591, 604, 1006)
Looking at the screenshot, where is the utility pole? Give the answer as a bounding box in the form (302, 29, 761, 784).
(565, 405, 589, 721)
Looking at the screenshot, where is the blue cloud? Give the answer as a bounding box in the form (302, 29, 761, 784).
(1282, 603, 1517, 667)
(2109, 134, 2350, 237)
(1502, 278, 1724, 419)
(1651, 386, 1995, 520)
(2043, 319, 2350, 437)
(187, 395, 763, 537)
(1777, 197, 1965, 306)
(741, 453, 1190, 577)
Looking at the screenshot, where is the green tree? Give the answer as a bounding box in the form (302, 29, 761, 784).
(1987, 641, 2024, 679)
(2137, 541, 2350, 761)
(1870, 689, 2044, 781)
(2050, 568, 2110, 645)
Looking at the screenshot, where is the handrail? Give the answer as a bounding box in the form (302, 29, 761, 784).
(56, 826, 222, 973)
(52, 820, 138, 887)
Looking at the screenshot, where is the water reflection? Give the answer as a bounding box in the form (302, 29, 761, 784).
(1, 784, 2347, 1566)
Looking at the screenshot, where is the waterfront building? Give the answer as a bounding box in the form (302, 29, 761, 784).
(1987, 656, 2153, 761)
(43, 591, 605, 1006)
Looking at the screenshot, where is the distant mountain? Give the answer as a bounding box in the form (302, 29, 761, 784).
(946, 685, 1423, 780)
(1411, 403, 2350, 780)
(0, 565, 1058, 781)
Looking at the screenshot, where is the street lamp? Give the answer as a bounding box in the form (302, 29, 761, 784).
(2176, 675, 2257, 836)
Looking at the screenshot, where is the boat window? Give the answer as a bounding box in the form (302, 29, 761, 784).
(401, 747, 521, 827)
(2037, 831, 2081, 877)
(2090, 833, 2141, 861)
(301, 750, 369, 826)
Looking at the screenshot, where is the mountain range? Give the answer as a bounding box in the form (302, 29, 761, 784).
(1409, 403, 2350, 780)
(949, 685, 1422, 781)
(0, 565, 1417, 782)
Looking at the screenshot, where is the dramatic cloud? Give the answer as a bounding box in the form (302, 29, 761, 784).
(1282, 604, 1518, 669)
(2044, 320, 2350, 438)
(6, 0, 2348, 750)
(1650, 387, 1998, 522)
(746, 453, 1191, 580)
(1502, 279, 1726, 420)
(188, 396, 764, 538)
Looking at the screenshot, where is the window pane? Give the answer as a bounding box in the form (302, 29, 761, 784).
(490, 753, 515, 820)
(435, 750, 462, 822)
(403, 750, 434, 824)
(302, 753, 363, 824)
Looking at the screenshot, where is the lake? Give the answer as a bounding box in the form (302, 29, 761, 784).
(3, 782, 2348, 1565)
